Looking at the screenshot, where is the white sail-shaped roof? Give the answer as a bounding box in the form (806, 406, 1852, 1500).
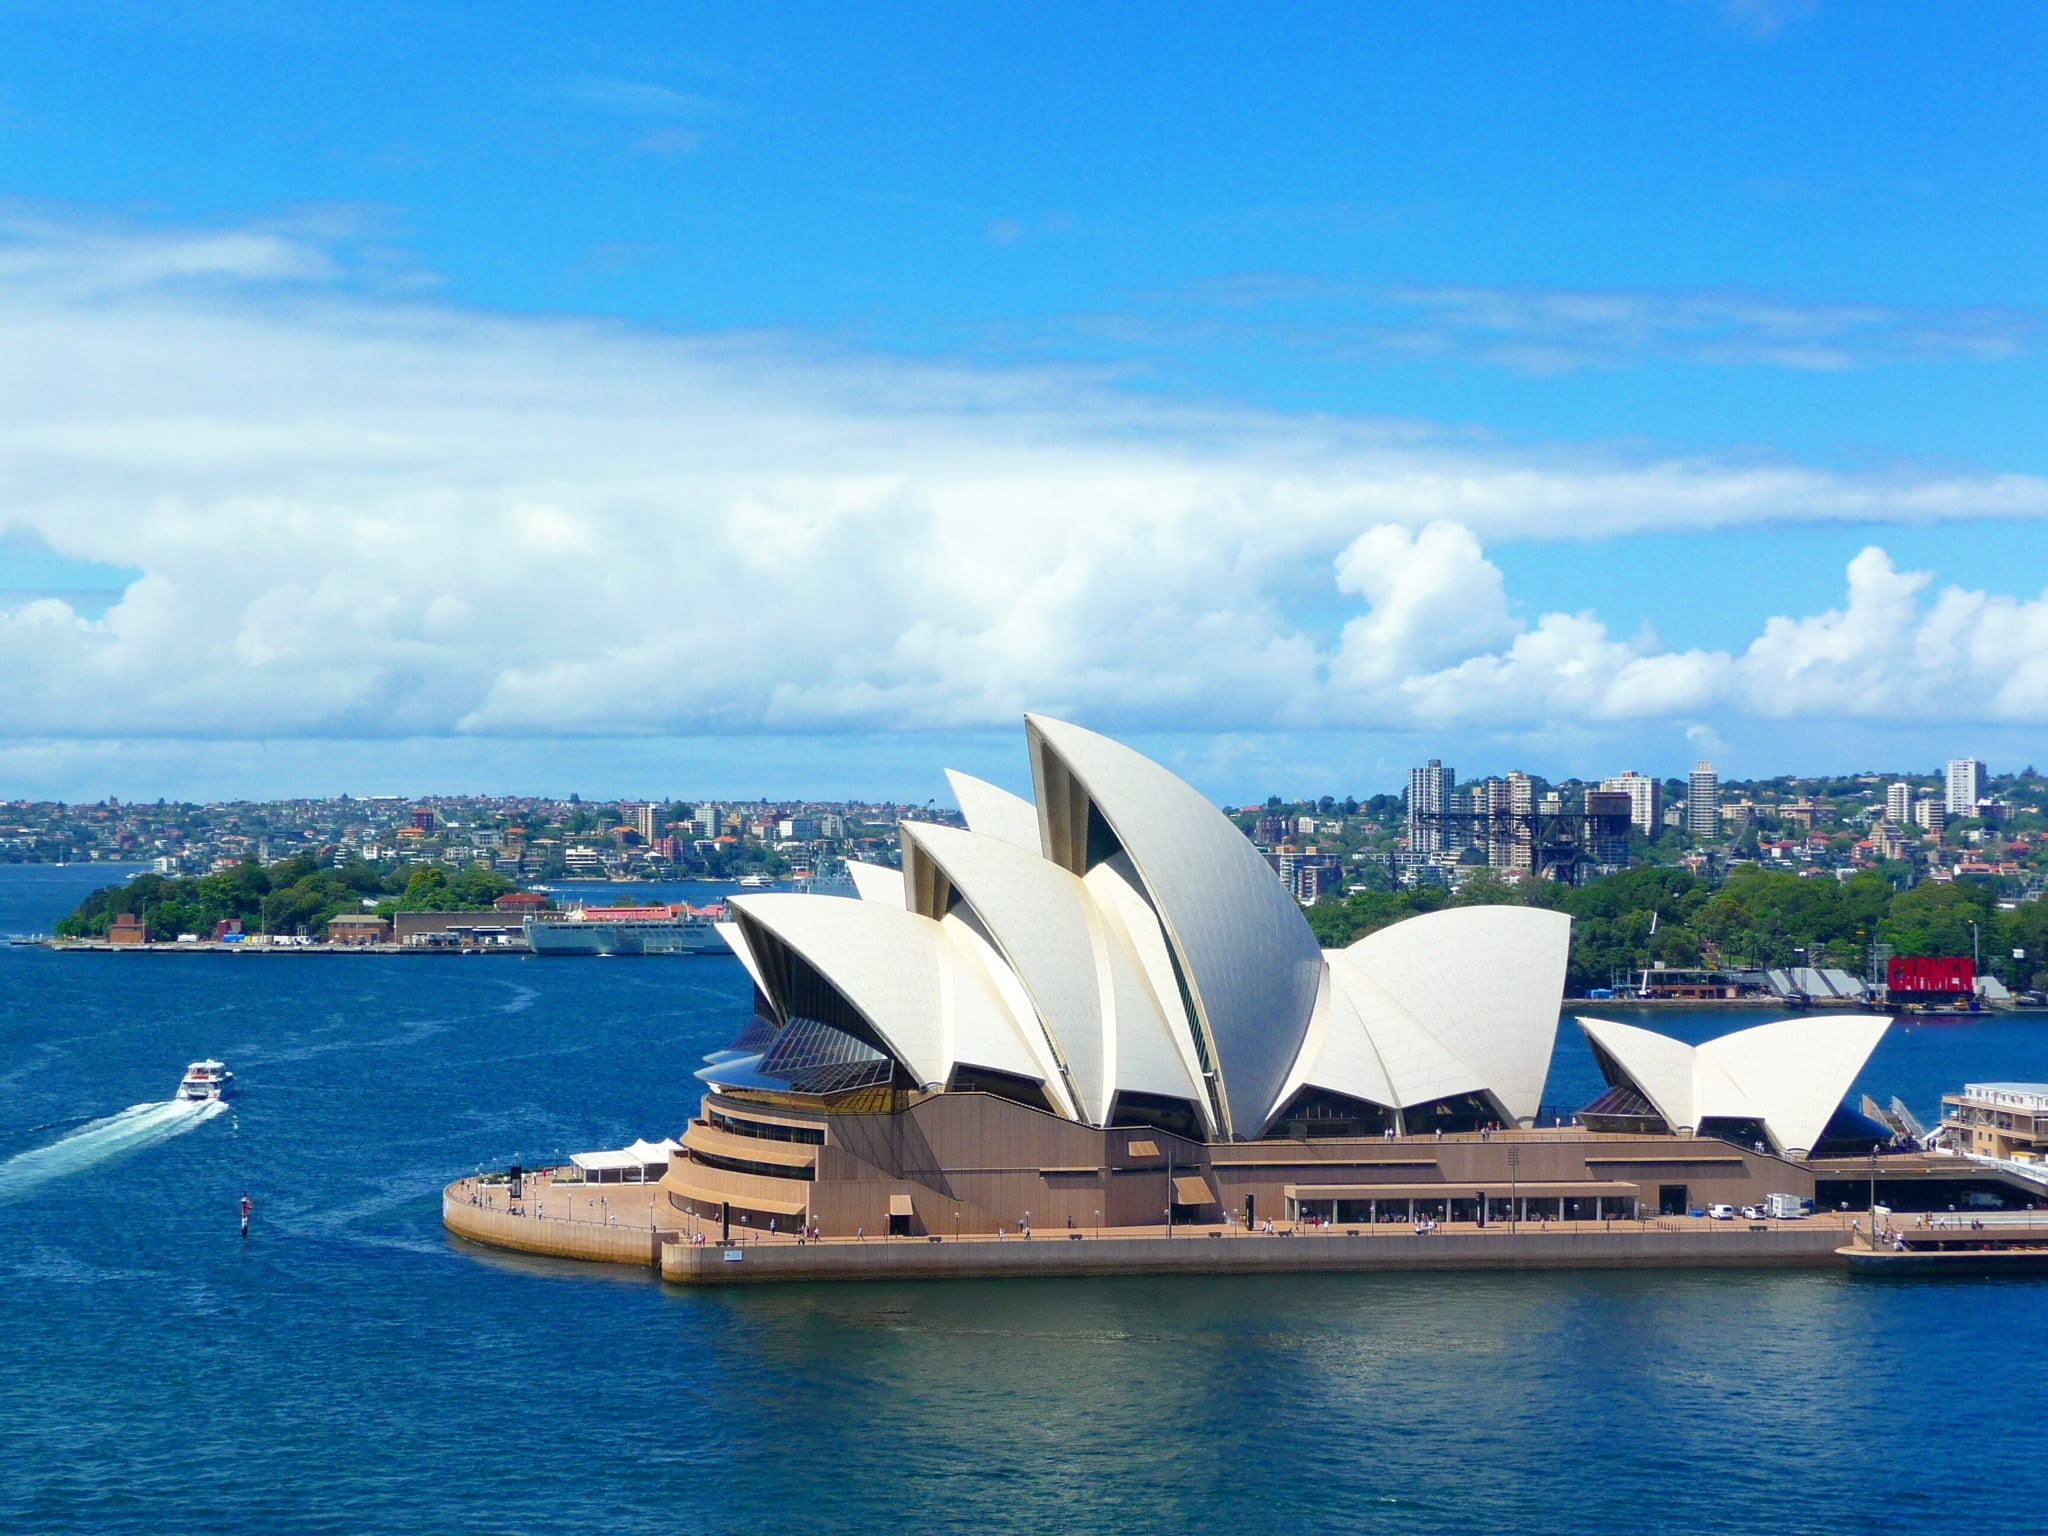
(945, 769, 1043, 853)
(1697, 1015, 1892, 1156)
(714, 919, 773, 1003)
(935, 911, 1075, 1115)
(728, 894, 947, 1085)
(1322, 951, 1486, 1111)
(707, 716, 1581, 1147)
(1579, 1016, 1699, 1130)
(845, 859, 907, 907)
(1270, 963, 1402, 1118)
(900, 819, 1200, 1126)
(726, 892, 1048, 1098)
(1025, 713, 1323, 1138)
(1340, 907, 1568, 1126)
(902, 820, 1104, 1118)
(1082, 856, 1216, 1135)
(1578, 1013, 1891, 1156)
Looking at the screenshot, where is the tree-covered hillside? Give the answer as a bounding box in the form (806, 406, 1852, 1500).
(1309, 865, 2046, 995)
(54, 857, 515, 939)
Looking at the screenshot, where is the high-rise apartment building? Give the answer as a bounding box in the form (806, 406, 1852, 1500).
(1686, 762, 1720, 841)
(1599, 771, 1662, 835)
(1472, 773, 1534, 871)
(634, 803, 664, 842)
(1407, 760, 1454, 855)
(1505, 771, 1534, 871)
(1913, 797, 1942, 833)
(1885, 782, 1912, 825)
(693, 801, 721, 838)
(1946, 759, 1987, 816)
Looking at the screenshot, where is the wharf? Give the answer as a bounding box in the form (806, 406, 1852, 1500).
(1840, 1211, 2048, 1276)
(442, 1175, 1853, 1283)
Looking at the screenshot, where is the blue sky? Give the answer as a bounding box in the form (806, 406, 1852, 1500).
(3, 3, 2048, 801)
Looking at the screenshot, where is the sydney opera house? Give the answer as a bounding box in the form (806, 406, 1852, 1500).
(662, 715, 1900, 1237)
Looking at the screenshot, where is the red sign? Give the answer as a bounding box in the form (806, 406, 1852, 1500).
(1887, 956, 1974, 995)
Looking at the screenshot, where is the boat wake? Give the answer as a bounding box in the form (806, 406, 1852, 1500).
(0, 1098, 228, 1201)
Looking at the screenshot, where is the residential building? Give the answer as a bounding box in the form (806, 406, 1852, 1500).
(1600, 771, 1662, 834)
(1253, 813, 1291, 845)
(1499, 771, 1535, 872)
(634, 803, 664, 842)
(694, 802, 721, 838)
(1947, 758, 1987, 816)
(1686, 762, 1720, 841)
(1913, 797, 1943, 833)
(1886, 782, 1912, 825)
(1406, 760, 1454, 855)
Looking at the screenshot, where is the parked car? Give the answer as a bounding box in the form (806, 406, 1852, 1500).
(1707, 1204, 1736, 1221)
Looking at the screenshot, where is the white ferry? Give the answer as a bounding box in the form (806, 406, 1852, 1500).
(177, 1059, 234, 1101)
(521, 903, 726, 956)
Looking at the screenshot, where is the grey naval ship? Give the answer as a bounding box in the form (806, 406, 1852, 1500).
(521, 902, 726, 956)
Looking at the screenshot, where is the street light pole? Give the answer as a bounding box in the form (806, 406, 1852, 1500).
(1165, 1139, 1173, 1238)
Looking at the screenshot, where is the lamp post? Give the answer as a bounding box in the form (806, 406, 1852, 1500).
(1869, 1150, 1880, 1249)
(953, 1210, 960, 1242)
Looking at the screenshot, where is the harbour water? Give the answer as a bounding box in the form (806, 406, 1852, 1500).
(3, 863, 2047, 1534)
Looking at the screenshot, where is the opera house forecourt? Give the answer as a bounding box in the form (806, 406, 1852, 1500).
(444, 714, 2035, 1283)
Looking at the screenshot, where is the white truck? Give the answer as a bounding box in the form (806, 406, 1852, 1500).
(1764, 1193, 1811, 1220)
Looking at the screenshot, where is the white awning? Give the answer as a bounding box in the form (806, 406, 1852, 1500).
(572, 1138, 680, 1173)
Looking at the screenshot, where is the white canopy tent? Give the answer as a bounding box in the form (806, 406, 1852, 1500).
(569, 1137, 681, 1182)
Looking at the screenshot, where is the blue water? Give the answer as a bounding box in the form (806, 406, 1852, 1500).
(2, 863, 2046, 1534)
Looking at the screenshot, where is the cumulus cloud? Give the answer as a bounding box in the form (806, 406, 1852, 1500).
(1, 210, 2047, 746)
(1326, 540, 2048, 732)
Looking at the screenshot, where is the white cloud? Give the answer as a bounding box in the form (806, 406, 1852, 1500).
(2, 210, 2048, 749)
(1053, 275, 2038, 373)
(1325, 540, 2048, 732)
(1331, 522, 1517, 685)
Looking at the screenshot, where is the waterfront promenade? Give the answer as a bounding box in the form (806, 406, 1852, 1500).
(442, 1170, 1855, 1283)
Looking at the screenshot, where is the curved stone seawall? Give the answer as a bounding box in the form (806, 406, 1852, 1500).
(442, 1189, 664, 1267)
(661, 1224, 1847, 1285)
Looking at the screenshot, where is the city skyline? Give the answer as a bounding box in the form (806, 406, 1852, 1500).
(5, 7, 2048, 799)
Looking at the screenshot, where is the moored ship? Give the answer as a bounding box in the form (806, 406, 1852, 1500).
(521, 903, 726, 956)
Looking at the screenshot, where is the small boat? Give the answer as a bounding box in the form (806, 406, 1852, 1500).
(177, 1059, 234, 1101)
(736, 874, 771, 889)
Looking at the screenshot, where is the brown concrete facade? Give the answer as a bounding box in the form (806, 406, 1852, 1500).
(660, 1222, 1850, 1285)
(658, 1089, 1820, 1239)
